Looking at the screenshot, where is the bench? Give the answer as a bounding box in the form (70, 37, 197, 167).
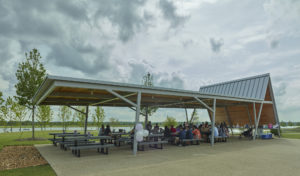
(138, 140, 168, 151)
(61, 141, 96, 150)
(180, 138, 201, 146)
(115, 137, 132, 146)
(70, 144, 114, 157)
(208, 135, 228, 143)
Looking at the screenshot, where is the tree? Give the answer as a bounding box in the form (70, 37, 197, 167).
(11, 101, 27, 132)
(37, 105, 53, 130)
(92, 106, 105, 130)
(15, 48, 46, 139)
(58, 106, 72, 131)
(74, 106, 86, 130)
(163, 116, 178, 127)
(0, 91, 4, 106)
(140, 73, 158, 125)
(109, 117, 119, 126)
(190, 109, 200, 123)
(3, 97, 14, 132)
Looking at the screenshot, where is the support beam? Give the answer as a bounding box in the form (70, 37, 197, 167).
(68, 105, 85, 114)
(252, 103, 257, 140)
(246, 105, 252, 126)
(211, 99, 216, 146)
(194, 97, 214, 112)
(90, 91, 137, 106)
(84, 106, 89, 135)
(133, 91, 141, 156)
(224, 106, 234, 136)
(184, 108, 189, 123)
(268, 80, 281, 137)
(254, 102, 264, 140)
(128, 107, 146, 116)
(144, 106, 148, 129)
(189, 108, 196, 123)
(207, 109, 212, 122)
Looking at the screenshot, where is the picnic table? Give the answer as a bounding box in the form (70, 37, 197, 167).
(49, 132, 78, 146)
(66, 136, 113, 157)
(111, 132, 131, 146)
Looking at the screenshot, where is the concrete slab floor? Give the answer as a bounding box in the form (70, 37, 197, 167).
(36, 138, 300, 176)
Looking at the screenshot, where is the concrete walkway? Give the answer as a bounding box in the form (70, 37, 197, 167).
(36, 138, 300, 176)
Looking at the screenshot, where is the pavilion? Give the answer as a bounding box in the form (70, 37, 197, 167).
(32, 73, 280, 155)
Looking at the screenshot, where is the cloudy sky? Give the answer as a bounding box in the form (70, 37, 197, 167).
(0, 0, 299, 122)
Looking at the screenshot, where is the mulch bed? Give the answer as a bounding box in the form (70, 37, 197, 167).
(0, 146, 48, 171)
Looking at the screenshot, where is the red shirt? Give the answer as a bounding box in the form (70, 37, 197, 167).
(170, 127, 176, 133)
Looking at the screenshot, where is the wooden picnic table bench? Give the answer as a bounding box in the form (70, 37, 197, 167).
(180, 138, 201, 146)
(138, 140, 168, 151)
(70, 144, 115, 157)
(115, 137, 132, 146)
(208, 135, 228, 142)
(49, 133, 79, 146)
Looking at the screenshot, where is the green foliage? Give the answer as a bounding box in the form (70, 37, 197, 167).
(0, 91, 4, 105)
(58, 106, 72, 131)
(163, 116, 178, 127)
(0, 164, 56, 176)
(2, 97, 14, 132)
(11, 101, 27, 131)
(109, 117, 119, 126)
(74, 106, 86, 129)
(270, 128, 282, 136)
(37, 106, 53, 130)
(140, 72, 158, 116)
(92, 106, 105, 130)
(190, 109, 199, 123)
(15, 48, 46, 107)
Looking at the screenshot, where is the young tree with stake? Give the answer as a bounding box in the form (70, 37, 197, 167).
(15, 48, 46, 139)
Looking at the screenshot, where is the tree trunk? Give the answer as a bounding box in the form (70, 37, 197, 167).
(32, 105, 35, 139)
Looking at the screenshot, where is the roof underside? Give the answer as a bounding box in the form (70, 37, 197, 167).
(32, 74, 278, 125)
(199, 73, 270, 100)
(33, 75, 266, 109)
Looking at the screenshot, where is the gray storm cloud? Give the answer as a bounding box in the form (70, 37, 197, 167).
(209, 38, 224, 53)
(158, 0, 188, 28)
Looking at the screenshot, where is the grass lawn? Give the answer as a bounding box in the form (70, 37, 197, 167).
(281, 133, 300, 139)
(0, 164, 56, 176)
(0, 130, 98, 175)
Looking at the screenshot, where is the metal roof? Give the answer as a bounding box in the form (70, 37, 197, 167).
(32, 75, 270, 108)
(199, 73, 270, 101)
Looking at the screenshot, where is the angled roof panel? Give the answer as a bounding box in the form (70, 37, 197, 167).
(199, 73, 270, 100)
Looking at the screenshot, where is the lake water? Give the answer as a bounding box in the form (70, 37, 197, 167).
(0, 126, 132, 133)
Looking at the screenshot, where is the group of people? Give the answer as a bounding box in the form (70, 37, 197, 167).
(160, 121, 230, 144)
(98, 124, 112, 136)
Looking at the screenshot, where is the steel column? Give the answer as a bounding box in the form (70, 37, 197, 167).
(185, 108, 189, 123)
(133, 91, 141, 156)
(84, 106, 89, 135)
(144, 106, 148, 129)
(254, 103, 264, 140)
(211, 99, 216, 146)
(246, 105, 252, 126)
(224, 106, 234, 136)
(268, 80, 281, 137)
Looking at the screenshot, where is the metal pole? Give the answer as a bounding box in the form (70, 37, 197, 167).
(185, 108, 189, 123)
(84, 106, 89, 135)
(133, 92, 141, 156)
(268, 80, 281, 137)
(211, 99, 216, 146)
(224, 106, 234, 136)
(246, 105, 252, 126)
(253, 103, 257, 140)
(144, 106, 148, 129)
(254, 103, 264, 140)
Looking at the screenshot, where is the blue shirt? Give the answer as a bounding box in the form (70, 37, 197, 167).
(179, 130, 186, 139)
(187, 129, 193, 139)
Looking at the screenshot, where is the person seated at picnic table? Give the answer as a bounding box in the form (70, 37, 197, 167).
(146, 121, 152, 132)
(186, 126, 193, 139)
(210, 124, 219, 137)
(170, 125, 177, 136)
(98, 124, 105, 136)
(175, 127, 186, 145)
(153, 123, 160, 133)
(239, 127, 253, 138)
(104, 125, 112, 136)
(192, 126, 201, 139)
(201, 123, 211, 140)
(164, 126, 170, 138)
